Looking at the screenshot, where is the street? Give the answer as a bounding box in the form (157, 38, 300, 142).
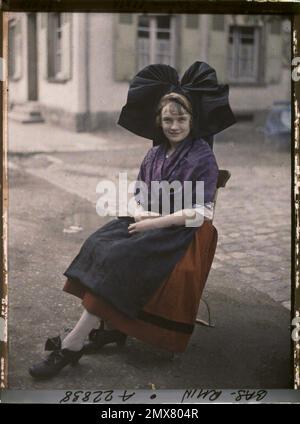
(8, 120, 292, 389)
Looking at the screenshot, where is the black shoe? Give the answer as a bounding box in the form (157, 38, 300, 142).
(28, 348, 83, 380)
(83, 328, 127, 354)
(29, 337, 83, 379)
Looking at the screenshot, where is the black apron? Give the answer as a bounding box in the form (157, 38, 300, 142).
(63, 217, 198, 319)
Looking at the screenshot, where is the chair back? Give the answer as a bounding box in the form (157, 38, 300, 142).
(211, 169, 231, 222)
(196, 169, 231, 327)
(217, 170, 231, 189)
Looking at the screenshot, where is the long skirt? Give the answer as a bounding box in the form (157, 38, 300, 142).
(63, 219, 218, 353)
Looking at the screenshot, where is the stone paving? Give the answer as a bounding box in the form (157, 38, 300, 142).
(212, 136, 291, 309)
(8, 120, 291, 310)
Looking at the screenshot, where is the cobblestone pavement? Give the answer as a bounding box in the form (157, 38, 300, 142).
(212, 138, 291, 310)
(9, 120, 291, 309)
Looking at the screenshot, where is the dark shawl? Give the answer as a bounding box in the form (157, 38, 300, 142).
(135, 135, 218, 214)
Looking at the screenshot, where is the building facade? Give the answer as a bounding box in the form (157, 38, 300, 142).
(8, 12, 291, 132)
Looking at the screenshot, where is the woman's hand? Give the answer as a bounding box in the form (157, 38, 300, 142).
(134, 210, 161, 222)
(131, 209, 201, 232)
(128, 219, 159, 234)
(130, 209, 200, 233)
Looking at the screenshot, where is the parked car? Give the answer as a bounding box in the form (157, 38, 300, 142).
(264, 101, 291, 150)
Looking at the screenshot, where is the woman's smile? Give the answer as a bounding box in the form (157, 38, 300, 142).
(161, 103, 192, 144)
(166, 131, 185, 141)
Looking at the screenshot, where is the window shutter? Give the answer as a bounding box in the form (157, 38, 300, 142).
(47, 14, 55, 78)
(265, 22, 282, 84)
(61, 13, 72, 80)
(179, 15, 202, 74)
(39, 13, 47, 79)
(8, 21, 15, 78)
(9, 19, 22, 79)
(114, 14, 137, 81)
(207, 16, 227, 83)
(15, 20, 22, 78)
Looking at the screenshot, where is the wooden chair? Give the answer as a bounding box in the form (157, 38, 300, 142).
(195, 169, 231, 327)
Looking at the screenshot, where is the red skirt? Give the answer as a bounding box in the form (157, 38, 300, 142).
(63, 220, 217, 353)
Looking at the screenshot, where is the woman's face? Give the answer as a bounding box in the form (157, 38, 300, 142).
(161, 102, 192, 144)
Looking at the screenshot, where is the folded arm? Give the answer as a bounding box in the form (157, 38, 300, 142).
(133, 201, 161, 222)
(128, 207, 211, 234)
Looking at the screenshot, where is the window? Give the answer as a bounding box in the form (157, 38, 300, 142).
(47, 13, 72, 81)
(137, 15, 175, 69)
(228, 26, 260, 83)
(8, 18, 22, 80)
(53, 13, 62, 76)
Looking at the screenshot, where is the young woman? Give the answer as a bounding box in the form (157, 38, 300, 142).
(29, 61, 235, 379)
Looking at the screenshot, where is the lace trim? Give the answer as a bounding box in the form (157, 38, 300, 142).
(192, 202, 214, 220)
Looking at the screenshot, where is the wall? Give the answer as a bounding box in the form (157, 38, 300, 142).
(87, 13, 129, 130)
(179, 15, 207, 75)
(37, 13, 87, 130)
(207, 15, 227, 83)
(230, 68, 290, 117)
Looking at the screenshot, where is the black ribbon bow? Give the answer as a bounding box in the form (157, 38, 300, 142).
(118, 61, 236, 143)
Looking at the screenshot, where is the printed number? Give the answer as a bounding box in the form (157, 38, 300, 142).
(170, 410, 177, 418)
(73, 391, 84, 402)
(91, 390, 114, 403)
(93, 391, 103, 403)
(60, 391, 73, 403)
(60, 390, 115, 403)
(104, 391, 114, 402)
(82, 391, 91, 402)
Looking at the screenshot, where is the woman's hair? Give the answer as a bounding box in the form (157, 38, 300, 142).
(155, 92, 193, 127)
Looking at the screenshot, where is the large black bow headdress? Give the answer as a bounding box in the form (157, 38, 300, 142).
(118, 61, 236, 143)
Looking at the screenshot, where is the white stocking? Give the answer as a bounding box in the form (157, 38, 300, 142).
(62, 309, 100, 351)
